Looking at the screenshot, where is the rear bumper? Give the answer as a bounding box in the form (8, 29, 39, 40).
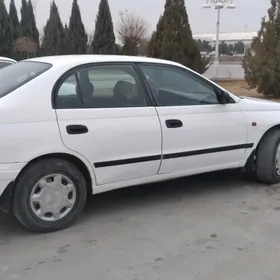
(0, 163, 24, 196)
(0, 179, 12, 197)
(0, 163, 25, 212)
(0, 181, 14, 212)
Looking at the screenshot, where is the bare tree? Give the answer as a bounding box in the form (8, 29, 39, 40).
(138, 38, 149, 56)
(88, 33, 94, 46)
(117, 11, 149, 55)
(87, 32, 94, 53)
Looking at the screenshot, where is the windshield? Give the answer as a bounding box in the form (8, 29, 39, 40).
(0, 61, 52, 98)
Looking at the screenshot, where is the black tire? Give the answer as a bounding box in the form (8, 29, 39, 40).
(12, 158, 87, 233)
(256, 129, 280, 184)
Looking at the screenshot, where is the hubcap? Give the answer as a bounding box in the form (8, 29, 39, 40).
(276, 144, 280, 176)
(30, 174, 77, 222)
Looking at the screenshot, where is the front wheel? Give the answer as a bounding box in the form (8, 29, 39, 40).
(12, 158, 87, 233)
(256, 130, 280, 184)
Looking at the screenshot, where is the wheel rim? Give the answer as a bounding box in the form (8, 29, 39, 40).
(276, 144, 280, 176)
(30, 174, 77, 222)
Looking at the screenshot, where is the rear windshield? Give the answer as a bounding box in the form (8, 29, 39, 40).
(0, 61, 52, 98)
(0, 61, 13, 69)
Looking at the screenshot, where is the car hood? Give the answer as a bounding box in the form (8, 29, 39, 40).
(238, 96, 280, 111)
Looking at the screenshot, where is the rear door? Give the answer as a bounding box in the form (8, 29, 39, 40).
(54, 63, 162, 186)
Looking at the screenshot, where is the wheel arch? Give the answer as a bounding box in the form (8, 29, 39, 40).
(0, 152, 95, 213)
(256, 124, 280, 151)
(246, 124, 280, 166)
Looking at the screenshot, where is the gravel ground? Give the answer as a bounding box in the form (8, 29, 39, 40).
(1, 169, 280, 280)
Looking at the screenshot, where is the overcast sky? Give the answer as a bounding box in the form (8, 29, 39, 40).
(7, 0, 271, 35)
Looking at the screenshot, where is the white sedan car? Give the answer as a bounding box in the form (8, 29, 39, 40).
(0, 55, 279, 232)
(0, 57, 16, 69)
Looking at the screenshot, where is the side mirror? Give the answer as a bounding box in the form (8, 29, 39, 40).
(219, 90, 231, 104)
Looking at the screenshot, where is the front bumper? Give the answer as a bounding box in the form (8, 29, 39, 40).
(0, 163, 25, 212)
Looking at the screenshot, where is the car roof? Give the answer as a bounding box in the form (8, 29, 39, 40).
(27, 55, 182, 68)
(24, 55, 241, 103)
(0, 57, 16, 63)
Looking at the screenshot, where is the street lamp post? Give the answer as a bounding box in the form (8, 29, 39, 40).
(244, 24, 248, 55)
(203, 0, 236, 77)
(32, 0, 38, 22)
(32, 0, 43, 23)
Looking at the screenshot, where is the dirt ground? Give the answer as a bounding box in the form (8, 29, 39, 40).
(217, 80, 278, 101)
(217, 80, 261, 98)
(2, 170, 280, 280)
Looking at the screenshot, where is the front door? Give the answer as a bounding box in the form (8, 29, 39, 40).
(54, 63, 162, 185)
(139, 63, 248, 175)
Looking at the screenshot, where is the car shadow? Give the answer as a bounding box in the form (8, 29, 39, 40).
(81, 169, 262, 220)
(0, 169, 263, 237)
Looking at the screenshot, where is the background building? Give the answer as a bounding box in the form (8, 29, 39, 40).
(193, 31, 257, 46)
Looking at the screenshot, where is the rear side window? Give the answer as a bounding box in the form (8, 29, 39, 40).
(55, 64, 149, 109)
(0, 61, 52, 98)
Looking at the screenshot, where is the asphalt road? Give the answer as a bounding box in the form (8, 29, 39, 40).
(1, 170, 280, 280)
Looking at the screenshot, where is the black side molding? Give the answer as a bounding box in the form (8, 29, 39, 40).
(94, 155, 161, 168)
(94, 143, 254, 168)
(163, 143, 254, 159)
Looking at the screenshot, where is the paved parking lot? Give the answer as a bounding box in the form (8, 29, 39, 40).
(1, 170, 280, 280)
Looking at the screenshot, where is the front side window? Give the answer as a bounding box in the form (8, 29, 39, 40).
(0, 61, 52, 98)
(140, 64, 220, 106)
(56, 64, 149, 109)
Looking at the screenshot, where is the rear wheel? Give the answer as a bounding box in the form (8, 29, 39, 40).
(12, 158, 87, 233)
(256, 130, 280, 184)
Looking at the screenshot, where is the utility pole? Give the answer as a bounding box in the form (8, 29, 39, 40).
(203, 0, 236, 77)
(244, 24, 248, 55)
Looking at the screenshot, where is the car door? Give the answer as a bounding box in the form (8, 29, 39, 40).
(138, 63, 249, 175)
(54, 63, 162, 185)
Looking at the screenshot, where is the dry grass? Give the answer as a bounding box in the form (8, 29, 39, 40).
(217, 80, 260, 97)
(216, 80, 280, 102)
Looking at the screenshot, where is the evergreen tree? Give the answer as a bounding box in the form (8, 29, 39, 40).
(234, 41, 245, 54)
(115, 43, 122, 55)
(147, 15, 163, 58)
(68, 0, 87, 54)
(9, 0, 20, 42)
(219, 41, 230, 55)
(243, 0, 280, 97)
(0, 0, 13, 57)
(18, 0, 38, 55)
(148, 0, 210, 74)
(196, 40, 212, 53)
(147, 31, 156, 56)
(63, 23, 71, 54)
(20, 0, 31, 37)
(91, 0, 116, 54)
(27, 0, 39, 46)
(42, 1, 65, 55)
